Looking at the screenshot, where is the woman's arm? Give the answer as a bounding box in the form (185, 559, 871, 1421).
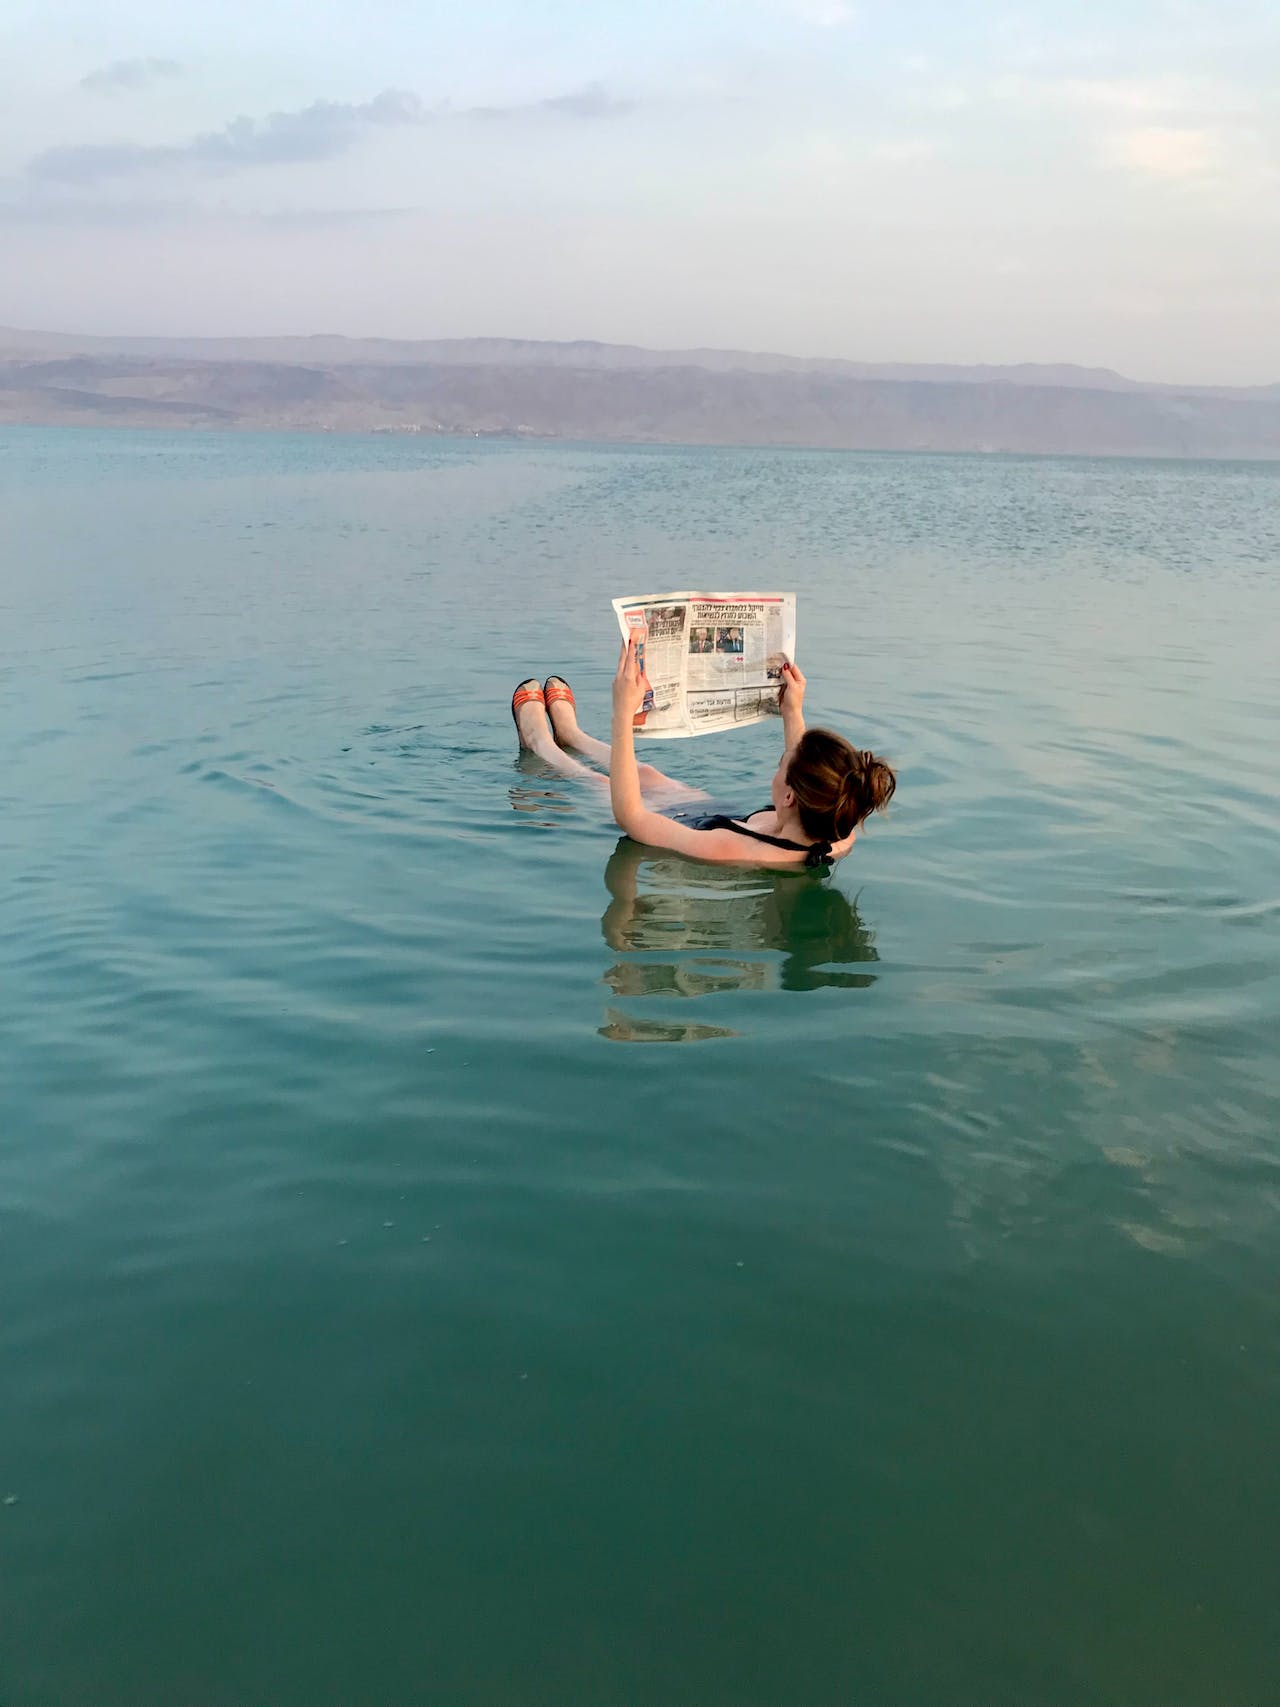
(779, 659, 807, 749)
(609, 637, 745, 861)
(608, 636, 647, 832)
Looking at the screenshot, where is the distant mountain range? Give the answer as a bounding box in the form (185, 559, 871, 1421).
(2, 325, 1278, 458)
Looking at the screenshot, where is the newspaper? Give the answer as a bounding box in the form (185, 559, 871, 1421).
(611, 590, 796, 739)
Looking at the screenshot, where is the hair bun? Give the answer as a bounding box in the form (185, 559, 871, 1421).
(787, 727, 896, 841)
(865, 756, 896, 814)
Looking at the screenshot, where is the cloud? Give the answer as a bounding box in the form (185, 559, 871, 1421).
(1099, 126, 1223, 178)
(992, 73, 1255, 122)
(978, 72, 1271, 193)
(536, 82, 635, 119)
(27, 90, 425, 184)
(27, 142, 171, 184)
(26, 82, 634, 186)
(1045, 78, 1189, 115)
(464, 81, 635, 120)
(80, 57, 183, 94)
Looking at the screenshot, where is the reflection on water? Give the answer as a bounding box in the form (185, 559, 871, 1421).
(600, 839, 878, 1041)
(598, 1006, 741, 1044)
(508, 775, 579, 824)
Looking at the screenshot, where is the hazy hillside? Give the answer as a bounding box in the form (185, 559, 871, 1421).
(1, 328, 1278, 458)
(0, 325, 1150, 388)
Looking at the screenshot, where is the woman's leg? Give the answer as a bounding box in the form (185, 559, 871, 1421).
(545, 681, 707, 800)
(514, 682, 600, 780)
(545, 691, 611, 766)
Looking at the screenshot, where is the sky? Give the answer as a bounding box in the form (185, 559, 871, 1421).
(1, 0, 1277, 382)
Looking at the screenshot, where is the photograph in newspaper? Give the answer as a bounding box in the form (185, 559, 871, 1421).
(611, 592, 796, 738)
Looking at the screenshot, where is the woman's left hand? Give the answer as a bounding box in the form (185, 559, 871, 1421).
(612, 633, 645, 716)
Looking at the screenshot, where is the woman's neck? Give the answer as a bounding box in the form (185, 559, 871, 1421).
(774, 805, 812, 844)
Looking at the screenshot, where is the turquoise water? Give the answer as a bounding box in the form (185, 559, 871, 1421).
(2, 427, 1278, 1706)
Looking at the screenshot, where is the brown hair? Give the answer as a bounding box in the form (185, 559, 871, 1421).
(786, 728, 896, 847)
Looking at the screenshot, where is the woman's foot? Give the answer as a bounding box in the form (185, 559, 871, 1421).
(544, 676, 586, 747)
(512, 679, 549, 751)
(545, 675, 614, 765)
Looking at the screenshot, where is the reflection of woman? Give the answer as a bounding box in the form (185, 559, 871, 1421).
(510, 653, 895, 868)
(602, 839, 878, 992)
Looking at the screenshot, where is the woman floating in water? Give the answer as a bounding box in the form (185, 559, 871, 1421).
(511, 636, 895, 867)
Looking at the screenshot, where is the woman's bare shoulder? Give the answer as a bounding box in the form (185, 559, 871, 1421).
(625, 812, 755, 863)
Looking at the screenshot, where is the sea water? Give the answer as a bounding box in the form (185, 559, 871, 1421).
(2, 427, 1278, 1706)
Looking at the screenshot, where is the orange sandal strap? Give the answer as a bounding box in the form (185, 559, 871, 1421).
(544, 679, 575, 706)
(512, 685, 545, 710)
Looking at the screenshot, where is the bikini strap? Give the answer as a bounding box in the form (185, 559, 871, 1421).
(700, 812, 832, 865)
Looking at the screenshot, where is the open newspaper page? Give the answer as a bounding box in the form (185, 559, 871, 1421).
(611, 591, 796, 738)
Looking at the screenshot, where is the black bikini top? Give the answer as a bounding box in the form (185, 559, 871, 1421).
(697, 807, 833, 868)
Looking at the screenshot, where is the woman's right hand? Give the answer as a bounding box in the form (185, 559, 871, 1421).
(779, 659, 807, 714)
(612, 633, 646, 717)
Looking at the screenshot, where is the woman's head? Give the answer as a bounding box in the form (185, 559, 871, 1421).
(773, 727, 896, 844)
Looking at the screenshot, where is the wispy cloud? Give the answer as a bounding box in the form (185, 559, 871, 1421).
(28, 90, 425, 184)
(969, 70, 1275, 192)
(537, 82, 635, 118)
(80, 57, 184, 94)
(27, 82, 636, 186)
(992, 72, 1256, 122)
(468, 81, 635, 120)
(1098, 126, 1223, 178)
(1028, 76, 1189, 115)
